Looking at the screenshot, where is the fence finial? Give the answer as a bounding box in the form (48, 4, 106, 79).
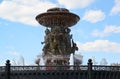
(88, 59, 92, 63)
(6, 60, 10, 64)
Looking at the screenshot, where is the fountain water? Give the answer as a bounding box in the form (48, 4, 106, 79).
(40, 57, 45, 70)
(69, 53, 74, 70)
(40, 57, 45, 66)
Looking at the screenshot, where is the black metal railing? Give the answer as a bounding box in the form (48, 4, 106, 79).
(93, 65, 120, 71)
(10, 65, 88, 71)
(0, 59, 120, 79)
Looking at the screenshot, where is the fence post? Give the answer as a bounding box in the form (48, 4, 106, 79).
(88, 59, 93, 79)
(5, 60, 11, 79)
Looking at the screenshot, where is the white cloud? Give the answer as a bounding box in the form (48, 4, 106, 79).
(92, 25, 120, 37)
(57, 0, 94, 9)
(77, 40, 120, 53)
(82, 10, 105, 23)
(110, 0, 120, 15)
(0, 0, 57, 26)
(8, 51, 20, 56)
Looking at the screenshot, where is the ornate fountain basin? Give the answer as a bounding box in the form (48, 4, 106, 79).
(36, 8, 80, 27)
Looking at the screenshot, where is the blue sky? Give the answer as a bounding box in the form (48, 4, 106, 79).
(0, 0, 120, 66)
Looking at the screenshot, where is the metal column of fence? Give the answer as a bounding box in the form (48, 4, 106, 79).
(88, 59, 93, 79)
(5, 60, 10, 79)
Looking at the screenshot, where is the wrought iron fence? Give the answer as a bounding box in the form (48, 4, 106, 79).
(93, 65, 120, 71)
(0, 66, 5, 72)
(0, 59, 120, 79)
(10, 65, 88, 71)
(92, 65, 120, 79)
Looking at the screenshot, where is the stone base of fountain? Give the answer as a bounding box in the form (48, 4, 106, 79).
(43, 55, 70, 66)
(36, 53, 83, 70)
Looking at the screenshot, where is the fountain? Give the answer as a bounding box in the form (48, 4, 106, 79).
(36, 7, 80, 68)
